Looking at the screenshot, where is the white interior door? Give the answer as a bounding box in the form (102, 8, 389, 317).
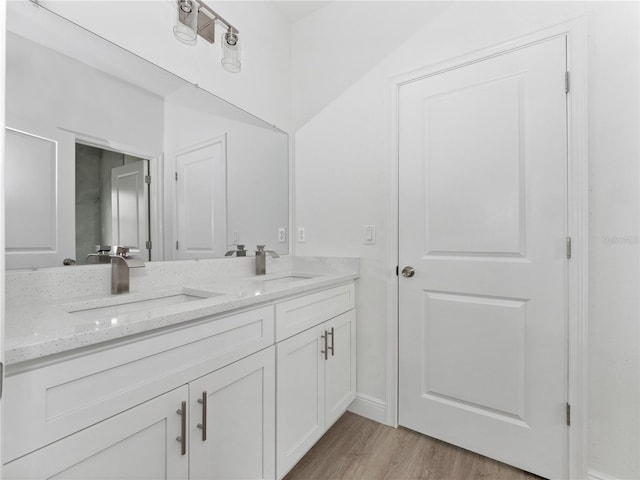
(175, 137, 226, 260)
(398, 37, 568, 479)
(4, 119, 74, 269)
(111, 161, 149, 260)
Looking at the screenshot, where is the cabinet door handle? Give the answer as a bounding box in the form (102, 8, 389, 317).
(327, 327, 335, 356)
(176, 401, 187, 456)
(197, 391, 207, 441)
(321, 330, 328, 360)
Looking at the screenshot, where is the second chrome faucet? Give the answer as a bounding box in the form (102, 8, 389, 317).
(255, 245, 279, 275)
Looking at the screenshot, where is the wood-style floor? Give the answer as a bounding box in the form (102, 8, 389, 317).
(284, 412, 543, 480)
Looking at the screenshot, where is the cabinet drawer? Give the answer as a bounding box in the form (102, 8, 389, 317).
(3, 305, 274, 462)
(275, 284, 354, 342)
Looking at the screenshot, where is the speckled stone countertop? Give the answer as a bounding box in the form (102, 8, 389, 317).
(5, 257, 359, 365)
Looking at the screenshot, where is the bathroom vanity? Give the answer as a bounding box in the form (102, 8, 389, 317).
(2, 258, 357, 480)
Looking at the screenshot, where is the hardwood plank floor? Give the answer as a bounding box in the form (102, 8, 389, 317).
(284, 412, 544, 480)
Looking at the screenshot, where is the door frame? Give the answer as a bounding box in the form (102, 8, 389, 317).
(387, 18, 588, 478)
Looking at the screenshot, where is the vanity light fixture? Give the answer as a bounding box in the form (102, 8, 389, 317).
(173, 0, 241, 73)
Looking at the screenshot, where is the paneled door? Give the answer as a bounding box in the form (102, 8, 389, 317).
(111, 161, 150, 260)
(398, 37, 568, 479)
(175, 135, 227, 260)
(4, 118, 75, 269)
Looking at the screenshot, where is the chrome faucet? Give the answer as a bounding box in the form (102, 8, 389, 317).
(255, 245, 279, 275)
(110, 247, 145, 294)
(225, 244, 247, 257)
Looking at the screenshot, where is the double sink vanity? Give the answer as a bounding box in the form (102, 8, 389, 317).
(3, 256, 358, 479)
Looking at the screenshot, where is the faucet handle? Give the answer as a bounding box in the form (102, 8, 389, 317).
(114, 246, 140, 258)
(256, 245, 279, 258)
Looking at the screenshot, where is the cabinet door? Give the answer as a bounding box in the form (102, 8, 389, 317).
(3, 386, 189, 480)
(324, 310, 357, 428)
(189, 347, 275, 480)
(276, 325, 326, 480)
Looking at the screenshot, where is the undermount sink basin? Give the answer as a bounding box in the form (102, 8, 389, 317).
(69, 294, 209, 321)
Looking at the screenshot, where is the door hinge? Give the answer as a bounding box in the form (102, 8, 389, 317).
(175, 172, 178, 181)
(145, 240, 152, 250)
(566, 402, 571, 426)
(566, 237, 572, 259)
(176, 241, 179, 250)
(396, 265, 399, 276)
(144, 175, 151, 184)
(565, 71, 570, 94)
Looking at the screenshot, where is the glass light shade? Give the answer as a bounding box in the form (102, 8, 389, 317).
(173, 2, 198, 46)
(221, 32, 241, 73)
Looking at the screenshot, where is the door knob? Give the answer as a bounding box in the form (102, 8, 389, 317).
(401, 266, 415, 278)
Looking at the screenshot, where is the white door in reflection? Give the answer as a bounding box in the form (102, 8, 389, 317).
(175, 135, 227, 260)
(111, 161, 149, 260)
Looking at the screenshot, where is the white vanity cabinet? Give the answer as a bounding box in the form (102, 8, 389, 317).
(275, 285, 356, 480)
(3, 305, 276, 480)
(3, 385, 190, 479)
(4, 348, 276, 480)
(3, 279, 357, 480)
(189, 347, 276, 480)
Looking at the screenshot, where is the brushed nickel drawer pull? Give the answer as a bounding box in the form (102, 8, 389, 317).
(327, 327, 335, 356)
(321, 330, 328, 360)
(197, 391, 207, 441)
(176, 401, 187, 455)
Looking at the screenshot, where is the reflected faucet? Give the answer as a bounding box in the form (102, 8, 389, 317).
(225, 244, 247, 257)
(111, 247, 145, 294)
(86, 245, 113, 264)
(255, 245, 279, 275)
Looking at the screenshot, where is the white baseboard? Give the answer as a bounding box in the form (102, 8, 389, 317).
(588, 469, 623, 480)
(348, 393, 387, 425)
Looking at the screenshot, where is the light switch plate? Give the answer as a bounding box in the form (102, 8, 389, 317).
(364, 225, 376, 245)
(232, 231, 240, 244)
(297, 227, 306, 243)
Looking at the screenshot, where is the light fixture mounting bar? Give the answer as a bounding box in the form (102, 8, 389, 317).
(195, 0, 238, 44)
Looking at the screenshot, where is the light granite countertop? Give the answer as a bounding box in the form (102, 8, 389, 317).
(6, 270, 358, 365)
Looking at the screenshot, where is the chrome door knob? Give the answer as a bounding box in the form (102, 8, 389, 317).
(401, 266, 415, 278)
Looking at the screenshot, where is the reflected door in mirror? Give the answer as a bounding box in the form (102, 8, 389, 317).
(176, 136, 227, 259)
(5, 122, 75, 269)
(112, 162, 150, 260)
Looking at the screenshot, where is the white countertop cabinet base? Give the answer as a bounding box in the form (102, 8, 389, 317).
(3, 385, 190, 479)
(3, 280, 356, 480)
(276, 309, 357, 480)
(189, 347, 276, 480)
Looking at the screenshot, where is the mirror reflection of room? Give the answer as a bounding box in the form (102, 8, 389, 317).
(4, 6, 288, 270)
(75, 144, 150, 265)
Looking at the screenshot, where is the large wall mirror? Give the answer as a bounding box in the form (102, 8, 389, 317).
(4, 2, 289, 270)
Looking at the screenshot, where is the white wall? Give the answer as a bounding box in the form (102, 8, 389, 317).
(0, 0, 6, 465)
(293, 2, 639, 479)
(39, 0, 293, 132)
(163, 91, 289, 259)
(5, 32, 164, 153)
